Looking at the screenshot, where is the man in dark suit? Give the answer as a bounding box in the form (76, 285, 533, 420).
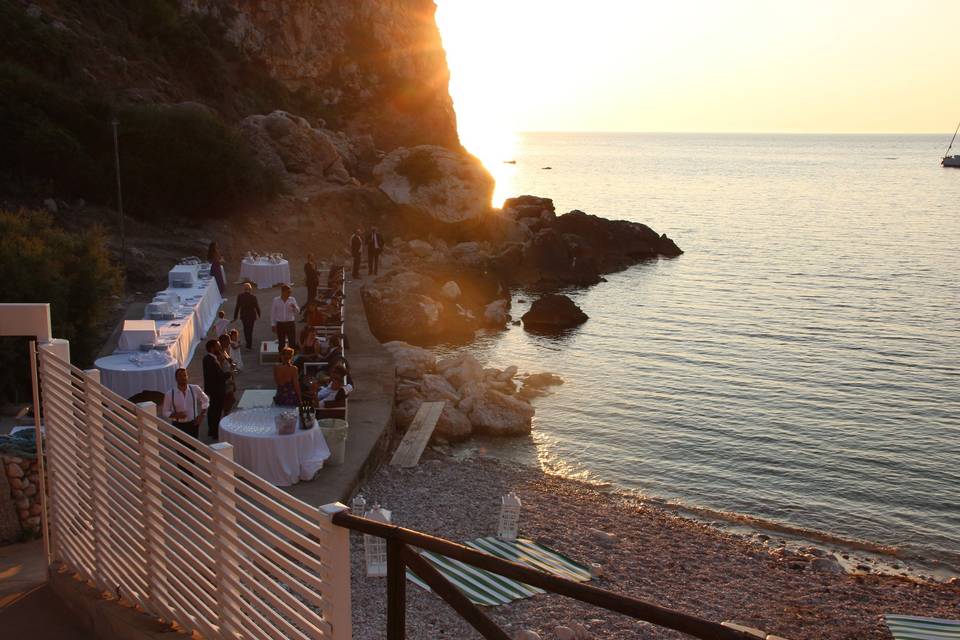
(232, 283, 261, 349)
(350, 227, 363, 278)
(202, 339, 229, 440)
(304, 252, 320, 306)
(365, 226, 384, 276)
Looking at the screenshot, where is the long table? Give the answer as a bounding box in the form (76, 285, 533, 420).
(97, 266, 223, 399)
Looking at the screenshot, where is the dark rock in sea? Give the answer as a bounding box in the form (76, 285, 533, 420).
(521, 294, 588, 330)
(503, 195, 555, 219)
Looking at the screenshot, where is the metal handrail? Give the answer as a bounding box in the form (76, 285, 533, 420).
(331, 511, 760, 640)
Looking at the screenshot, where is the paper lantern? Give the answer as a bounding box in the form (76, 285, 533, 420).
(364, 505, 391, 577)
(497, 492, 522, 541)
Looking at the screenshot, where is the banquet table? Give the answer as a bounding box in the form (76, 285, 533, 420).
(95, 352, 178, 399)
(117, 319, 158, 351)
(219, 407, 330, 486)
(147, 273, 223, 367)
(240, 258, 291, 290)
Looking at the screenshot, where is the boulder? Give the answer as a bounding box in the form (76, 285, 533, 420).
(483, 300, 510, 327)
(521, 295, 588, 331)
(375, 145, 494, 224)
(503, 195, 555, 219)
(239, 110, 352, 185)
(408, 240, 434, 258)
(381, 341, 436, 379)
(438, 353, 485, 389)
(419, 374, 459, 403)
(364, 290, 444, 344)
(432, 404, 473, 442)
(810, 557, 845, 574)
(468, 388, 535, 436)
(523, 372, 564, 388)
(440, 281, 461, 300)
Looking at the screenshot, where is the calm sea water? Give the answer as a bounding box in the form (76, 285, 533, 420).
(442, 133, 960, 573)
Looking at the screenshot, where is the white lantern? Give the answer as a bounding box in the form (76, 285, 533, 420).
(497, 492, 522, 541)
(363, 505, 391, 577)
(351, 493, 367, 515)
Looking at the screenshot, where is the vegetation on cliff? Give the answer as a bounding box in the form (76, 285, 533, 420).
(0, 209, 122, 402)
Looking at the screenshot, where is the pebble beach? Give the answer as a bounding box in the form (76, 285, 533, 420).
(349, 452, 959, 640)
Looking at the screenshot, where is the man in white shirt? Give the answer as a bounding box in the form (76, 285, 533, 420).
(161, 368, 210, 439)
(271, 283, 300, 351)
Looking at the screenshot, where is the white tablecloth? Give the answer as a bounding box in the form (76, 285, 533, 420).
(240, 258, 291, 290)
(169, 264, 199, 288)
(147, 276, 223, 367)
(220, 407, 330, 486)
(95, 352, 178, 399)
(117, 320, 158, 351)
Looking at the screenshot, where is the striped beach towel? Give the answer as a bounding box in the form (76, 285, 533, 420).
(405, 537, 592, 606)
(886, 615, 960, 640)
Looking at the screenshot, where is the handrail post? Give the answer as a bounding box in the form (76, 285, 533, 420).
(319, 503, 353, 640)
(82, 369, 110, 593)
(136, 401, 165, 613)
(37, 341, 72, 569)
(387, 539, 406, 640)
(28, 342, 53, 565)
(209, 442, 242, 638)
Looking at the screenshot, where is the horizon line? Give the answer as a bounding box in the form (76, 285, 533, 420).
(506, 130, 952, 136)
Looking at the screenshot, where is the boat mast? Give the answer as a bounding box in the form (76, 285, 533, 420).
(944, 120, 960, 158)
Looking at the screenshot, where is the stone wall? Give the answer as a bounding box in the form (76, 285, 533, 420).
(2, 454, 42, 536)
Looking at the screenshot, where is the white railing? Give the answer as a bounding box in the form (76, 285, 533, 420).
(34, 343, 352, 640)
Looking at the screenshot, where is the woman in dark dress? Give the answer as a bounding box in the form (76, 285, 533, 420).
(207, 241, 226, 295)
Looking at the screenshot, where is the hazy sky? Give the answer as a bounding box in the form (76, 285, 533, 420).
(435, 0, 959, 145)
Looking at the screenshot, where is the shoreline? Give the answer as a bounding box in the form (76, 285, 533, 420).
(350, 451, 960, 640)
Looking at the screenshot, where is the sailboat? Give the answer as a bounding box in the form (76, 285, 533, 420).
(942, 120, 960, 167)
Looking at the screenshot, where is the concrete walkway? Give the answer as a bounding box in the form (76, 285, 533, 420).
(0, 541, 92, 639)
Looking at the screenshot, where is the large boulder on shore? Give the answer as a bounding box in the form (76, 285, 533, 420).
(374, 146, 494, 224)
(434, 403, 473, 442)
(364, 287, 445, 343)
(467, 387, 536, 436)
(522, 295, 588, 331)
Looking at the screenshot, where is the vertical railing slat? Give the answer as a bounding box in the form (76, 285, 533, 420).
(210, 442, 242, 639)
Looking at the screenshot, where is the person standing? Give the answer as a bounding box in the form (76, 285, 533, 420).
(161, 368, 209, 439)
(233, 282, 260, 349)
(350, 227, 364, 279)
(304, 252, 320, 306)
(366, 226, 384, 275)
(202, 340, 229, 440)
(207, 241, 226, 295)
(271, 284, 300, 351)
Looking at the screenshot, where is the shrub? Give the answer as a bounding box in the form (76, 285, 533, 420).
(116, 104, 281, 218)
(0, 209, 123, 403)
(395, 148, 443, 190)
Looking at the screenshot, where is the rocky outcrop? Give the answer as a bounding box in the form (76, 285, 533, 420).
(375, 146, 494, 224)
(184, 0, 459, 151)
(391, 352, 537, 442)
(521, 295, 589, 331)
(239, 110, 352, 186)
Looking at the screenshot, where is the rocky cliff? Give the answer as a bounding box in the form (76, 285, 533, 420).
(183, 0, 459, 151)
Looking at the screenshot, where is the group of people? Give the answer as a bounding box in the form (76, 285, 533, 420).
(160, 336, 238, 441)
(350, 225, 384, 278)
(160, 257, 350, 442)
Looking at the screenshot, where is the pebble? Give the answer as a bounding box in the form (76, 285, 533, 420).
(554, 626, 576, 640)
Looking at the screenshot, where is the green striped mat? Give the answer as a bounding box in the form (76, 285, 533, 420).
(886, 615, 960, 640)
(405, 536, 592, 606)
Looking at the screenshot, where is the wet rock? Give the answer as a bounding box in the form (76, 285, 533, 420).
(521, 295, 588, 330)
(468, 388, 535, 436)
(811, 557, 846, 574)
(483, 299, 511, 327)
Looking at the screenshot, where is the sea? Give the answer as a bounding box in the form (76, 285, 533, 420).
(439, 133, 960, 578)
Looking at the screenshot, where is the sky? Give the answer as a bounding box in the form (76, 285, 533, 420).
(434, 0, 960, 148)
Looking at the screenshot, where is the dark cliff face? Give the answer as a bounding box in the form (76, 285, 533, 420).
(184, 0, 460, 150)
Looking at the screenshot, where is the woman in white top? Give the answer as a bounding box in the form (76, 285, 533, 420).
(228, 328, 244, 371)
